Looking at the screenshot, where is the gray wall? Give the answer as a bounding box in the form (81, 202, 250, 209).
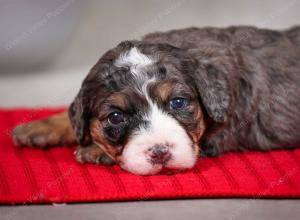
(55, 0, 300, 71)
(0, 0, 299, 106)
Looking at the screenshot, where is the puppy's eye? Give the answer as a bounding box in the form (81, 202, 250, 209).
(108, 111, 125, 125)
(170, 97, 187, 110)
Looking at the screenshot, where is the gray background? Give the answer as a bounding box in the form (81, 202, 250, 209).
(0, 0, 299, 219)
(1, 0, 300, 106)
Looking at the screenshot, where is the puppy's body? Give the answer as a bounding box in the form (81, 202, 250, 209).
(142, 26, 300, 154)
(13, 26, 300, 175)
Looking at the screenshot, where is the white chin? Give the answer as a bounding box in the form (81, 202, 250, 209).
(121, 163, 163, 176)
(120, 145, 198, 176)
(120, 158, 197, 176)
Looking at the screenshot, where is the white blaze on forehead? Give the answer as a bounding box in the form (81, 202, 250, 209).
(115, 47, 153, 77)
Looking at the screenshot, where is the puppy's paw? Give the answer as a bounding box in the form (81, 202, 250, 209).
(12, 112, 76, 148)
(75, 145, 115, 166)
(12, 123, 58, 148)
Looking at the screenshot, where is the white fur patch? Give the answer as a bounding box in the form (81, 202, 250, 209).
(120, 86, 198, 175)
(115, 47, 153, 77)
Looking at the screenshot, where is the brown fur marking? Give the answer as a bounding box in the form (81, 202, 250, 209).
(12, 111, 76, 148)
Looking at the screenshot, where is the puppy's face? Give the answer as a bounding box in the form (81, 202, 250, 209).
(70, 42, 230, 175)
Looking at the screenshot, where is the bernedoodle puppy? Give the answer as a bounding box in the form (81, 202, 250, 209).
(12, 26, 300, 175)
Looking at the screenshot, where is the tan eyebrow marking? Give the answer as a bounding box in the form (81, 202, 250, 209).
(155, 82, 173, 101)
(106, 93, 129, 110)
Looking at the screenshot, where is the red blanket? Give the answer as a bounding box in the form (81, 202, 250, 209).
(0, 108, 299, 204)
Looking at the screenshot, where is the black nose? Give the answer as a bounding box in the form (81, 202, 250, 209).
(150, 145, 170, 164)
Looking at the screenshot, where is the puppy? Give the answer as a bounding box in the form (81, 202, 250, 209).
(12, 26, 300, 175)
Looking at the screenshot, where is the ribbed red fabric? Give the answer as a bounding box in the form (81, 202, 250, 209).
(0, 108, 299, 204)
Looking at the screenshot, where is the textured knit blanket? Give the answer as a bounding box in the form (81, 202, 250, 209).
(0, 108, 299, 204)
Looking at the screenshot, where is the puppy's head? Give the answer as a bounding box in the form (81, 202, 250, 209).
(69, 41, 230, 175)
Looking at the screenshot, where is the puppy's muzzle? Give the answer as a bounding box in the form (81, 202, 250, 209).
(149, 144, 171, 164)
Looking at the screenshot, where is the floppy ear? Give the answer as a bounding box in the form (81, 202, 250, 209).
(68, 89, 91, 146)
(67, 41, 124, 146)
(192, 60, 231, 123)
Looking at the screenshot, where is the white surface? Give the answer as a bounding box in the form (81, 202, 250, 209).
(0, 67, 87, 107)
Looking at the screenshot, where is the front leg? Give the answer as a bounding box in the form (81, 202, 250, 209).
(75, 144, 115, 166)
(12, 111, 76, 148)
